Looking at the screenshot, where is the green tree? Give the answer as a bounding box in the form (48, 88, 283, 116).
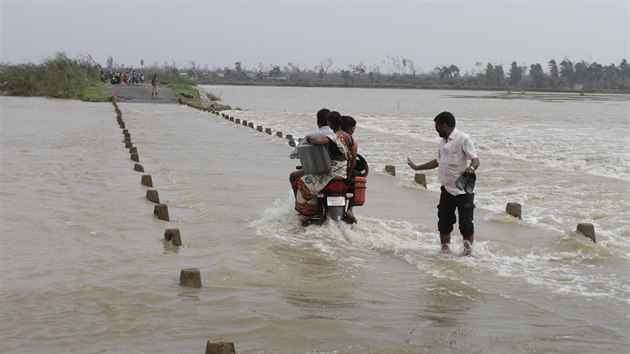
(548, 59, 559, 88)
(485, 63, 504, 87)
(529, 63, 546, 88)
(269, 66, 281, 77)
(508, 61, 523, 87)
(559, 59, 574, 88)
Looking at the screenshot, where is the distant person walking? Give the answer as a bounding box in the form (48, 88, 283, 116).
(407, 111, 480, 255)
(151, 74, 159, 99)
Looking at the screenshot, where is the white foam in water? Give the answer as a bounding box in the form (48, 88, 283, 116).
(208, 86, 630, 305)
(250, 195, 629, 304)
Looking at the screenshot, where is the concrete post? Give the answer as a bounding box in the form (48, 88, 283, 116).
(125, 142, 133, 149)
(180, 268, 201, 288)
(506, 202, 522, 219)
(130, 153, 139, 162)
(276, 131, 283, 138)
(134, 163, 144, 172)
(265, 128, 272, 135)
(414, 173, 427, 188)
(141, 174, 153, 187)
(146, 189, 160, 203)
(205, 341, 235, 354)
(129, 147, 137, 154)
(385, 165, 395, 176)
(257, 125, 263, 132)
(154, 204, 169, 221)
(164, 228, 182, 246)
(577, 223, 596, 243)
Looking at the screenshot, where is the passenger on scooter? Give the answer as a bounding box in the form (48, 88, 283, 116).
(294, 111, 356, 217)
(289, 108, 332, 197)
(341, 115, 359, 222)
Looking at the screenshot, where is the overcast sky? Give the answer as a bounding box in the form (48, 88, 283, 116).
(1, 1, 628, 74)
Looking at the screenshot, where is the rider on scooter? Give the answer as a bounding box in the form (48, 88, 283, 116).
(293, 111, 356, 217)
(289, 108, 332, 197)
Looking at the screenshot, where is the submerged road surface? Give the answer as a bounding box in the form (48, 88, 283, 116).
(109, 83, 177, 104)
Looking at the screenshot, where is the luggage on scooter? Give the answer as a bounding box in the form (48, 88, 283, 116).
(298, 143, 331, 174)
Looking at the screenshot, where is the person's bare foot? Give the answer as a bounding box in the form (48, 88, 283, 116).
(462, 240, 473, 256)
(345, 209, 357, 223)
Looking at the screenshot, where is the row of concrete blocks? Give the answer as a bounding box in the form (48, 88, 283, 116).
(179, 100, 292, 141)
(111, 100, 206, 280)
(114, 101, 237, 352)
(383, 164, 597, 243)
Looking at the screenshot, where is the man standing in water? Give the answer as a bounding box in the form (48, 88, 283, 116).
(151, 74, 159, 99)
(407, 111, 480, 255)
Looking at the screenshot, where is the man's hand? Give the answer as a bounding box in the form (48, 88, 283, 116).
(407, 157, 417, 170)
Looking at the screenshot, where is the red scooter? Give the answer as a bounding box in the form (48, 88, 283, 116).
(290, 141, 368, 225)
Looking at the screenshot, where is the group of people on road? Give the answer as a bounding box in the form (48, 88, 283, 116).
(291, 109, 480, 256)
(101, 69, 145, 86)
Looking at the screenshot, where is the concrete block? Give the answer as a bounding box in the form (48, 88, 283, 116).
(164, 228, 182, 246)
(205, 341, 235, 354)
(141, 174, 153, 187)
(385, 165, 395, 176)
(506, 202, 522, 219)
(414, 173, 427, 188)
(577, 223, 596, 243)
(154, 204, 169, 221)
(180, 268, 201, 288)
(146, 189, 160, 203)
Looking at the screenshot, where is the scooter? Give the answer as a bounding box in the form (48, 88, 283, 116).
(289, 138, 368, 225)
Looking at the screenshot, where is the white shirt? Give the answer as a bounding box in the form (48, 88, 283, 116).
(290, 126, 334, 159)
(437, 128, 478, 196)
(306, 125, 334, 140)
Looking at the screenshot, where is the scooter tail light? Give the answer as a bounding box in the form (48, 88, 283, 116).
(325, 181, 347, 193)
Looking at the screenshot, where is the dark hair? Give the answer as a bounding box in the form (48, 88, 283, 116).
(327, 111, 342, 129)
(317, 108, 331, 127)
(434, 111, 456, 127)
(341, 115, 356, 133)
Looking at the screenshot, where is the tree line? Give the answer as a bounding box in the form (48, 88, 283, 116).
(2, 53, 629, 98)
(187, 57, 629, 92)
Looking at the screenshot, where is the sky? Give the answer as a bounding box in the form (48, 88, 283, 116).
(1, 0, 628, 74)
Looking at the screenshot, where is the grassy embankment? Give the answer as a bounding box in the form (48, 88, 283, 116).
(0, 53, 112, 102)
(169, 82, 232, 110)
(0, 53, 233, 110)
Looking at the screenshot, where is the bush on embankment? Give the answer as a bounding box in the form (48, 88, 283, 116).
(0, 52, 112, 102)
(168, 82, 203, 107)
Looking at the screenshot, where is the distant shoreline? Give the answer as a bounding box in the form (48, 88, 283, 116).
(196, 80, 630, 95)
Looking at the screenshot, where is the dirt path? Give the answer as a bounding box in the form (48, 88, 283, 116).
(108, 84, 178, 104)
